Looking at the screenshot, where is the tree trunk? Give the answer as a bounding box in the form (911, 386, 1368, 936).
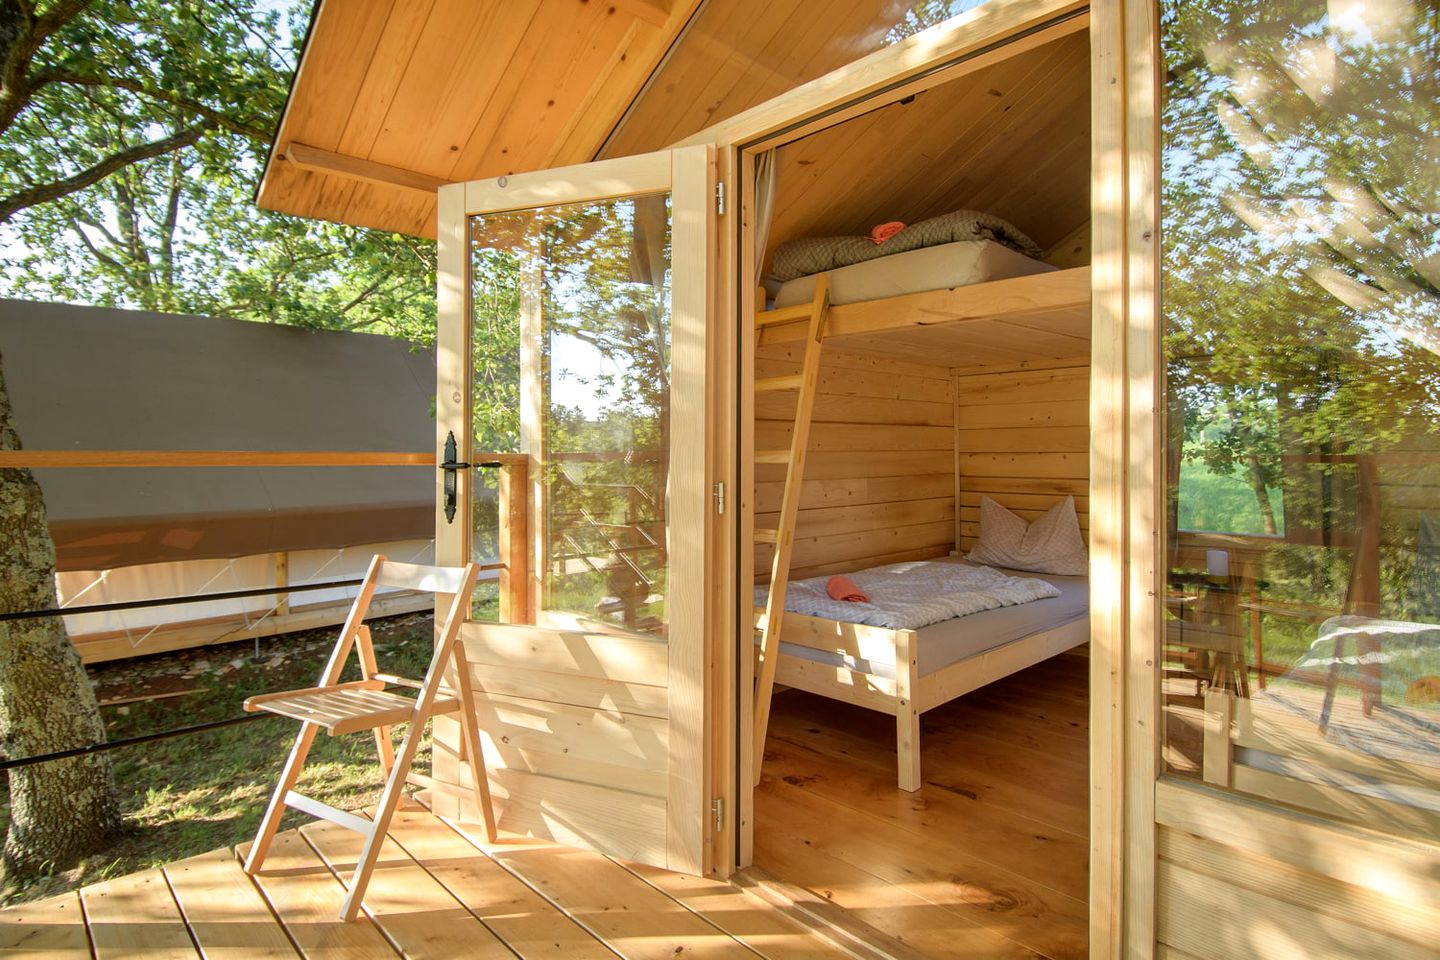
(1246, 451, 1279, 535)
(0, 349, 119, 877)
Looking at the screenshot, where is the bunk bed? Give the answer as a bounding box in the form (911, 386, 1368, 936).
(751, 216, 1093, 791)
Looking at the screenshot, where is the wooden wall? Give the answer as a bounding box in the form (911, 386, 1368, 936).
(1154, 781, 1440, 960)
(754, 343, 956, 581)
(954, 360, 1091, 553)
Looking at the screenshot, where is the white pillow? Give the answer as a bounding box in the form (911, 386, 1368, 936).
(966, 496, 1088, 576)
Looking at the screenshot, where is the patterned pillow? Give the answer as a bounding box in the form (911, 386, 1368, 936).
(967, 496, 1088, 576)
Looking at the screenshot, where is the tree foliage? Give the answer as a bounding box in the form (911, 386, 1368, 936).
(1162, 0, 1440, 539)
(0, 0, 435, 338)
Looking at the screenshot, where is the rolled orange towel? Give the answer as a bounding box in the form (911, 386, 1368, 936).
(826, 575, 870, 603)
(869, 221, 905, 244)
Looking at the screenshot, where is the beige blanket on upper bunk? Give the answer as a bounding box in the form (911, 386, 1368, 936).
(755, 560, 1060, 630)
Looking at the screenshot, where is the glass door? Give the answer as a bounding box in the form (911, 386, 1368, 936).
(433, 147, 715, 875)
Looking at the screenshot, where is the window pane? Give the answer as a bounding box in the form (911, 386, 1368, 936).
(1161, 0, 1440, 840)
(470, 195, 672, 635)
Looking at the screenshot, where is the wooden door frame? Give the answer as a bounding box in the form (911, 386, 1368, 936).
(1090, 1, 1161, 956)
(433, 146, 720, 876)
(676, 0, 1123, 892)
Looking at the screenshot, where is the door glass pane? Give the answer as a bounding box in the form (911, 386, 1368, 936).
(469, 194, 672, 636)
(1160, 1, 1440, 840)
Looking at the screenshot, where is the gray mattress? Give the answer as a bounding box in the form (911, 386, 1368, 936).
(776, 563, 1089, 680)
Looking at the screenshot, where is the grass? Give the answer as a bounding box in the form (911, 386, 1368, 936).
(0, 609, 453, 907)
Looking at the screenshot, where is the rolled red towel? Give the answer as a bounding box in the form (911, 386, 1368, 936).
(868, 220, 905, 244)
(826, 575, 870, 603)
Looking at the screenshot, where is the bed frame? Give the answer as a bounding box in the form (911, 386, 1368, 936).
(757, 604, 1088, 791)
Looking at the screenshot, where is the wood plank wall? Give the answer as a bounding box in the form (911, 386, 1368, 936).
(754, 343, 956, 581)
(954, 360, 1091, 553)
(1154, 782, 1440, 960)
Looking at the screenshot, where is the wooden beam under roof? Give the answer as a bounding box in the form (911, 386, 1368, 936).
(284, 142, 450, 196)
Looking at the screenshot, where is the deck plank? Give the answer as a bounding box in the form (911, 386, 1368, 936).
(300, 820, 516, 960)
(0, 890, 91, 958)
(384, 810, 618, 960)
(163, 847, 298, 959)
(448, 824, 759, 960)
(238, 832, 399, 960)
(81, 867, 197, 960)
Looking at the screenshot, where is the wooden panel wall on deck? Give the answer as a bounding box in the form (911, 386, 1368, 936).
(1154, 782, 1440, 960)
(953, 360, 1091, 553)
(431, 621, 673, 865)
(754, 344, 956, 581)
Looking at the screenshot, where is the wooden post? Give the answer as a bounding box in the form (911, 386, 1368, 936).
(274, 552, 290, 618)
(1201, 689, 1233, 788)
(498, 458, 530, 624)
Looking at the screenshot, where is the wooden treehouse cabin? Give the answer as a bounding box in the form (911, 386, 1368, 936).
(5, 0, 1437, 957)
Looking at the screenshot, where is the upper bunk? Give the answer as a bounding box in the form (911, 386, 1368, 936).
(753, 27, 1090, 369)
(757, 262, 1088, 366)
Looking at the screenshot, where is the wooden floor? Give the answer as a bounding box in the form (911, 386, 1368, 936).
(755, 650, 1090, 960)
(0, 806, 908, 960)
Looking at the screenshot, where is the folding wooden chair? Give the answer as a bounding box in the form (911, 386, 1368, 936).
(241, 555, 496, 921)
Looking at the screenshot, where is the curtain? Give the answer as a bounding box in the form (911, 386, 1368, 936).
(753, 149, 778, 274)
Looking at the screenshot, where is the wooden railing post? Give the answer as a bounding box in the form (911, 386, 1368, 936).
(499, 457, 530, 624)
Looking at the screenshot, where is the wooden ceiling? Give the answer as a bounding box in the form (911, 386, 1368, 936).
(764, 29, 1091, 266)
(599, 0, 929, 159)
(258, 0, 994, 237)
(257, 0, 704, 238)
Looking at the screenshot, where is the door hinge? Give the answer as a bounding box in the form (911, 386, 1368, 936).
(712, 480, 725, 514)
(715, 181, 726, 215)
(711, 797, 724, 832)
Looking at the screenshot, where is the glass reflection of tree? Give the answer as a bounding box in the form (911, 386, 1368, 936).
(468, 241, 524, 573)
(535, 196, 672, 634)
(1163, 1, 1440, 677)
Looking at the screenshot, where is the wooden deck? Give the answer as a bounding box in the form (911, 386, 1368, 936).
(755, 651, 1090, 960)
(0, 806, 909, 960)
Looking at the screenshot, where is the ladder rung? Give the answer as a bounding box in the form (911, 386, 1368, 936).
(755, 374, 803, 392)
(755, 449, 791, 464)
(754, 527, 780, 543)
(756, 303, 812, 327)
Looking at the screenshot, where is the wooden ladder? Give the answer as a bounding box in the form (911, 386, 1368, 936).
(753, 273, 830, 785)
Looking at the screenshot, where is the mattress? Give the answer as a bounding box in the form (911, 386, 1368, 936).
(769, 560, 1088, 680)
(771, 239, 1055, 309)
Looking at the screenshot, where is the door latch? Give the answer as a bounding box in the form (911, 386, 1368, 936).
(439, 430, 471, 524)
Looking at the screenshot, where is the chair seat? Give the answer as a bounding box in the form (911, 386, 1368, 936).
(251, 687, 457, 736)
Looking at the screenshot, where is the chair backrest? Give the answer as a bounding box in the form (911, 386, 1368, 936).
(307, 556, 479, 697)
(373, 559, 474, 596)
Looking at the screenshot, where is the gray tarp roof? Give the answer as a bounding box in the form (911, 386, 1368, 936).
(0, 299, 435, 571)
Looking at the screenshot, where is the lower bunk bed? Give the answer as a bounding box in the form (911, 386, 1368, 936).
(756, 557, 1089, 791)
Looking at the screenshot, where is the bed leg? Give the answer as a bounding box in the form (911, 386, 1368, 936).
(896, 700, 921, 792)
(894, 628, 922, 792)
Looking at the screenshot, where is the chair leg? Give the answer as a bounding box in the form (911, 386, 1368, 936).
(451, 646, 498, 842)
(244, 723, 318, 874)
(337, 718, 427, 922)
(355, 625, 397, 776)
